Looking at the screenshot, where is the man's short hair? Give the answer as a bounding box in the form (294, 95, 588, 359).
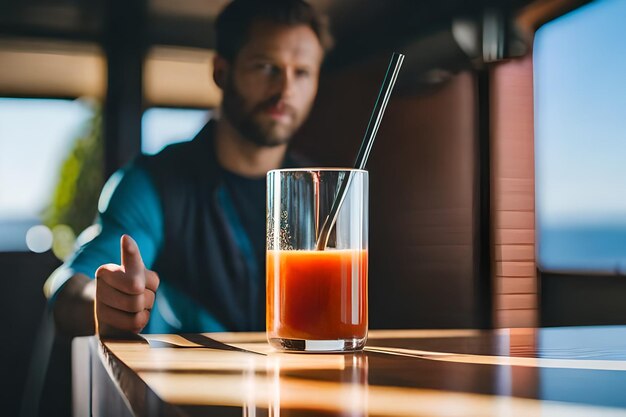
(215, 0, 334, 62)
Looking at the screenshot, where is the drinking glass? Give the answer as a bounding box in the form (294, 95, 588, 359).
(266, 168, 368, 352)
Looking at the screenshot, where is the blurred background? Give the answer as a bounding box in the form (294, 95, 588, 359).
(1, 0, 626, 415)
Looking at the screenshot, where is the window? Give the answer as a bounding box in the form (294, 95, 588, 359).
(0, 98, 93, 251)
(534, 0, 626, 272)
(141, 107, 211, 155)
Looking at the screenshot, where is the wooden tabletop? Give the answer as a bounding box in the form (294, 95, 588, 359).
(74, 326, 626, 416)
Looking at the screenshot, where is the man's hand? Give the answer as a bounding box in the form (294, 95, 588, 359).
(95, 235, 160, 336)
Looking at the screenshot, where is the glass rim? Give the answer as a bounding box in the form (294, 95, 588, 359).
(268, 167, 368, 175)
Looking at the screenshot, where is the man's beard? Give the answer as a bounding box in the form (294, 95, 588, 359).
(221, 77, 305, 148)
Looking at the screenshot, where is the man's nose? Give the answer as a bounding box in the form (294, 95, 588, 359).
(274, 68, 295, 98)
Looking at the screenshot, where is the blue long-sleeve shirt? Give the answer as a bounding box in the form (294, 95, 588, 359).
(49, 163, 229, 333)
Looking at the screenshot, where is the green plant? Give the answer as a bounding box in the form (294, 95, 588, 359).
(43, 104, 103, 255)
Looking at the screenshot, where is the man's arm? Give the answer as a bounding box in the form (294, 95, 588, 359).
(47, 164, 164, 337)
(53, 273, 95, 337)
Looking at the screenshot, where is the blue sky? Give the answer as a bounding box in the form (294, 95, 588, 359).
(534, 0, 626, 227)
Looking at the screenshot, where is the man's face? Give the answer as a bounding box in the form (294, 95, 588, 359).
(220, 21, 324, 147)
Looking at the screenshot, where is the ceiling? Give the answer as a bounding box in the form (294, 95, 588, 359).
(0, 0, 588, 53)
(0, 0, 590, 103)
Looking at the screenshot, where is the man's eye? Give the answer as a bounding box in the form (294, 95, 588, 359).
(295, 69, 311, 78)
(256, 63, 278, 75)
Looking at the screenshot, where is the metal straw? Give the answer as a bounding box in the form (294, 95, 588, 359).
(315, 52, 405, 250)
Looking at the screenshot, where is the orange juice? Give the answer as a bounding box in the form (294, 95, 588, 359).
(267, 249, 368, 341)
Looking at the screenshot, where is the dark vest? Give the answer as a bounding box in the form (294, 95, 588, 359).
(137, 121, 301, 331)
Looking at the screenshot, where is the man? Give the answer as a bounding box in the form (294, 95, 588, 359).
(46, 0, 332, 337)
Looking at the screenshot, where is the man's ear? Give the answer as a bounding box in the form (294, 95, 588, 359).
(213, 54, 229, 89)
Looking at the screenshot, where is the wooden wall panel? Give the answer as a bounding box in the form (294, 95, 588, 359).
(490, 54, 538, 328)
(294, 59, 479, 329)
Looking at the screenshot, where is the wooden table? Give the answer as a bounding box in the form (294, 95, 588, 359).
(73, 326, 626, 416)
